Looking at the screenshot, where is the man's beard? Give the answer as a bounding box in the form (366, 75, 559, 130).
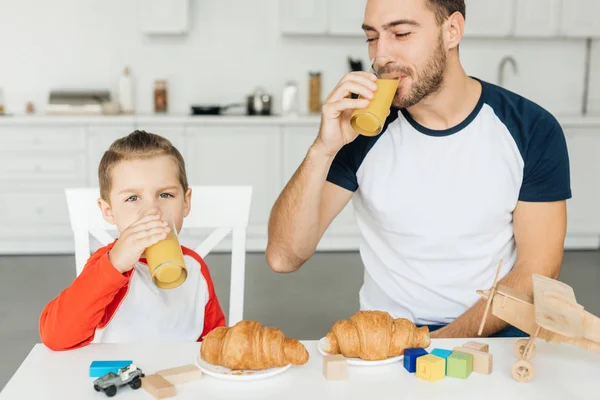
(381, 34, 447, 109)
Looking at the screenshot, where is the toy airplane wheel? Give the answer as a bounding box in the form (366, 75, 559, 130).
(512, 360, 535, 382)
(514, 339, 536, 360)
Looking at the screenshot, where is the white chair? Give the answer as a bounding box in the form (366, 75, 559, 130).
(64, 186, 252, 326)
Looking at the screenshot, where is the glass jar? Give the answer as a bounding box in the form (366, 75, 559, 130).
(309, 72, 322, 114)
(154, 80, 168, 113)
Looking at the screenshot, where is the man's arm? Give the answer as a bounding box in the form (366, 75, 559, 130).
(266, 143, 353, 273)
(431, 200, 567, 338)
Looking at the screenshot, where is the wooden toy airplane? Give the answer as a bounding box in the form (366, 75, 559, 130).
(477, 260, 600, 382)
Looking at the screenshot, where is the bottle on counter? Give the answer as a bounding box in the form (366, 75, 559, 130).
(282, 80, 299, 116)
(154, 79, 168, 113)
(0, 88, 5, 115)
(309, 72, 322, 114)
(119, 66, 134, 114)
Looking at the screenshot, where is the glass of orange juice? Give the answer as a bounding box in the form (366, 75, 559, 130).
(144, 215, 187, 289)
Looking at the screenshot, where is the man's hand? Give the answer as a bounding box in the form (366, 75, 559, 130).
(314, 71, 378, 156)
(109, 213, 170, 274)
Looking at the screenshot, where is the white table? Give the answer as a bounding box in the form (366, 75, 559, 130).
(1, 339, 598, 399)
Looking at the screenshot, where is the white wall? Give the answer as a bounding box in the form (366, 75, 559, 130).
(0, 0, 597, 117)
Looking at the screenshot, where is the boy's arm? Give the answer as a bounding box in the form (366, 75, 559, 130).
(39, 246, 131, 351)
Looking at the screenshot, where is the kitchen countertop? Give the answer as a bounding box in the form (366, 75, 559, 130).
(0, 114, 599, 127)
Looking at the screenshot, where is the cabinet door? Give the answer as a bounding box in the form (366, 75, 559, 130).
(513, 0, 560, 37)
(564, 129, 600, 235)
(186, 125, 282, 237)
(280, 0, 328, 34)
(328, 0, 367, 36)
(559, 0, 600, 38)
(463, 0, 514, 37)
(283, 126, 359, 245)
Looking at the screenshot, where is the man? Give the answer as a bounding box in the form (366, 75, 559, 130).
(266, 0, 570, 338)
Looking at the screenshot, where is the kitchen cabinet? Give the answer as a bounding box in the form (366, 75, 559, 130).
(280, 0, 328, 35)
(328, 0, 367, 36)
(186, 125, 282, 242)
(564, 128, 600, 247)
(0, 116, 599, 254)
(513, 0, 560, 37)
(283, 126, 360, 249)
(559, 0, 600, 38)
(463, 0, 514, 37)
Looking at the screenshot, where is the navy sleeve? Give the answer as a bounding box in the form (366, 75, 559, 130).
(519, 114, 572, 202)
(326, 110, 399, 192)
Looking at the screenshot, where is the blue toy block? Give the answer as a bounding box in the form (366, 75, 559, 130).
(431, 349, 453, 373)
(403, 348, 428, 373)
(89, 360, 133, 377)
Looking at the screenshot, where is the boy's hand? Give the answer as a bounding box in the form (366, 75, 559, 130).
(109, 213, 170, 274)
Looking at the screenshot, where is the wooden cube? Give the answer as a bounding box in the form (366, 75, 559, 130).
(323, 355, 347, 381)
(156, 364, 202, 385)
(416, 354, 445, 382)
(142, 374, 177, 399)
(430, 349, 453, 374)
(453, 347, 493, 375)
(463, 341, 489, 353)
(403, 348, 428, 373)
(447, 352, 473, 379)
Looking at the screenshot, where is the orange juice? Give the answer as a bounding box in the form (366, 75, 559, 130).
(145, 229, 187, 289)
(351, 78, 399, 136)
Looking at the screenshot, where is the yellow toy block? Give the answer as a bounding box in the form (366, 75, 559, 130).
(416, 354, 445, 382)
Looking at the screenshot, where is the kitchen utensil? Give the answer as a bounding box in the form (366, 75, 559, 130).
(190, 103, 243, 115)
(247, 87, 273, 116)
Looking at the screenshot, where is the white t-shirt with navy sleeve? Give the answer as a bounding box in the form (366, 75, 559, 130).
(327, 79, 571, 325)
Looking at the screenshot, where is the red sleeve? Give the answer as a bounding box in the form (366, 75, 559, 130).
(182, 248, 226, 341)
(39, 243, 131, 351)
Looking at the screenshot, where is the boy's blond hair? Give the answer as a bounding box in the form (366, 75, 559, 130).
(98, 130, 189, 201)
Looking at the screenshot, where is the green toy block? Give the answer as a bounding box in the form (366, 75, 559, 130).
(447, 352, 473, 379)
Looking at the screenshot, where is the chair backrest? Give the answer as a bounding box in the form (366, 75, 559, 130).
(64, 186, 252, 325)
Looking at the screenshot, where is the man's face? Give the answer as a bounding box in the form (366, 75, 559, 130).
(98, 155, 191, 234)
(363, 0, 448, 108)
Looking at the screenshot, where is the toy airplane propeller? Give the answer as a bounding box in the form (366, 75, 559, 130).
(476, 260, 600, 382)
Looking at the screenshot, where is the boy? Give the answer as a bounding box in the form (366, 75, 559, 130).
(39, 130, 225, 350)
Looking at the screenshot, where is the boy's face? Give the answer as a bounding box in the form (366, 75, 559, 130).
(98, 155, 191, 234)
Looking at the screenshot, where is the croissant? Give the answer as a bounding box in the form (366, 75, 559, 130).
(200, 320, 309, 370)
(324, 310, 430, 361)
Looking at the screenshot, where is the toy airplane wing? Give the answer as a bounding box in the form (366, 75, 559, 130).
(532, 274, 585, 338)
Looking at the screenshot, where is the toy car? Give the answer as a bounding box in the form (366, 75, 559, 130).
(93, 364, 145, 397)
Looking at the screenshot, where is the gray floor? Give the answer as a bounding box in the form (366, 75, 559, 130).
(1, 251, 599, 390)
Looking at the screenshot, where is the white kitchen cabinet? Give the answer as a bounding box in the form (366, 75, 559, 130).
(186, 125, 282, 241)
(463, 0, 514, 37)
(559, 0, 600, 38)
(513, 0, 560, 37)
(280, 0, 328, 35)
(283, 127, 359, 250)
(564, 129, 600, 244)
(328, 0, 366, 36)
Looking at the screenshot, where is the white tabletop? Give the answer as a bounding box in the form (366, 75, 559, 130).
(1, 338, 599, 399)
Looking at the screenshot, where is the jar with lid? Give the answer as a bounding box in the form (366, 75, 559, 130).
(308, 72, 322, 114)
(154, 80, 168, 113)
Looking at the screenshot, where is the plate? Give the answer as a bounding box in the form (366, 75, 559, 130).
(195, 356, 292, 381)
(318, 337, 404, 366)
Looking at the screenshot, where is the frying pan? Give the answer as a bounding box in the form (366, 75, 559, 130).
(190, 103, 243, 115)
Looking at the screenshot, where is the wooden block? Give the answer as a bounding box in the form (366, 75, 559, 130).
(156, 364, 202, 385)
(403, 348, 428, 373)
(323, 355, 347, 381)
(463, 341, 489, 353)
(142, 374, 177, 399)
(430, 349, 452, 374)
(447, 352, 473, 379)
(453, 347, 493, 375)
(416, 354, 445, 382)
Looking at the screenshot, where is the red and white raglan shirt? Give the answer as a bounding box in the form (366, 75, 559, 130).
(39, 242, 225, 350)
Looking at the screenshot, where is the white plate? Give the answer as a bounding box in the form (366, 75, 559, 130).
(318, 337, 404, 366)
(195, 355, 292, 381)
